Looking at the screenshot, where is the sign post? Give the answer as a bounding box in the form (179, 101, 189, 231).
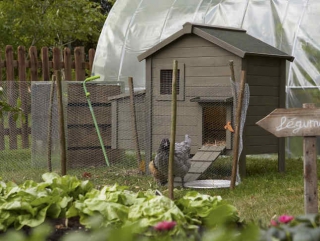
(256, 103, 318, 214)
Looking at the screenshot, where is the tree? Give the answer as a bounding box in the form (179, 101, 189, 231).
(0, 0, 106, 49)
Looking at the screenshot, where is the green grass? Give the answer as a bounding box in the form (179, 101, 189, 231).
(75, 155, 307, 227)
(0, 148, 312, 227)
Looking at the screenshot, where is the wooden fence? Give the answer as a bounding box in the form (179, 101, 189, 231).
(0, 45, 96, 150)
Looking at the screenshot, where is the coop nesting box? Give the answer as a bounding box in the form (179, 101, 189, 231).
(137, 22, 294, 175)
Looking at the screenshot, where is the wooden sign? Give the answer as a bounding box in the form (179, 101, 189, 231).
(257, 104, 318, 214)
(256, 108, 320, 137)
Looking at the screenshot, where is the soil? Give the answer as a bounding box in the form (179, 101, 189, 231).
(0, 217, 87, 241)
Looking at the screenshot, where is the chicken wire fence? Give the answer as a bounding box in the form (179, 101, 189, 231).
(0, 80, 249, 188)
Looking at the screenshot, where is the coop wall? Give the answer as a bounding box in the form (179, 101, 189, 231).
(149, 34, 242, 154)
(111, 94, 146, 150)
(243, 56, 285, 155)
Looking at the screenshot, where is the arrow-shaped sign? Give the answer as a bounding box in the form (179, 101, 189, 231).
(256, 108, 320, 137)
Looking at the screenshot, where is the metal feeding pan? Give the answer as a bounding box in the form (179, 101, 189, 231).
(184, 180, 239, 189)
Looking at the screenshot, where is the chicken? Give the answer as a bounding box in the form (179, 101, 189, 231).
(149, 134, 191, 187)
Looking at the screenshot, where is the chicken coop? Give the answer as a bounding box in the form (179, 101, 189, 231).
(109, 22, 294, 186)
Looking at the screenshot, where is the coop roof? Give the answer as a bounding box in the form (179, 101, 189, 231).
(137, 22, 294, 62)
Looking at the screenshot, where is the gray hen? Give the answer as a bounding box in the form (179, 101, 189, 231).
(151, 134, 191, 187)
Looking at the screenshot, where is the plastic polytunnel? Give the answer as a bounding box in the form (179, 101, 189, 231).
(93, 0, 320, 156)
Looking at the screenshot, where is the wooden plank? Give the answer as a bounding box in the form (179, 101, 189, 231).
(117, 139, 145, 150)
(247, 56, 280, 66)
(249, 86, 279, 96)
(247, 65, 280, 77)
(5, 45, 18, 149)
(152, 55, 241, 67)
(186, 76, 231, 87)
(153, 125, 198, 136)
(247, 105, 277, 116)
(41, 47, 50, 81)
(67, 84, 120, 103)
(185, 86, 232, 97)
(245, 125, 275, 136)
(249, 96, 279, 106)
(278, 59, 287, 172)
(153, 105, 200, 117)
(67, 125, 111, 147)
(53, 47, 61, 71)
(64, 47, 72, 81)
(67, 106, 111, 125)
(186, 66, 231, 77)
(29, 46, 38, 81)
(246, 75, 280, 86)
(88, 48, 95, 75)
(256, 108, 320, 137)
(153, 46, 231, 59)
(74, 47, 85, 81)
(152, 115, 198, 126)
(18, 46, 29, 148)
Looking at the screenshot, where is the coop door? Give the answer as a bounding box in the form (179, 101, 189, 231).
(202, 105, 232, 149)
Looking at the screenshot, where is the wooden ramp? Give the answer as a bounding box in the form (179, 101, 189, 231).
(174, 145, 226, 185)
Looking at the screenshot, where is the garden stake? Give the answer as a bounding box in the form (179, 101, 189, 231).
(56, 70, 67, 175)
(83, 75, 110, 167)
(168, 60, 178, 200)
(46, 75, 56, 172)
(128, 77, 144, 173)
(230, 70, 246, 190)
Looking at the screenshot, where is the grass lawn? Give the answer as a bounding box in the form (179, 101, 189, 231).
(74, 155, 308, 227)
(0, 148, 311, 227)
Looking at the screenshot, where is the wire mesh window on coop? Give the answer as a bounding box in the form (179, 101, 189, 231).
(0, 79, 249, 188)
(160, 69, 180, 95)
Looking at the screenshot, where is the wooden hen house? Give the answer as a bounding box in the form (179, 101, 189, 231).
(136, 22, 294, 180)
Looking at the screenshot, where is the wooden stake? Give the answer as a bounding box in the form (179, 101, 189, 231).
(168, 60, 178, 200)
(230, 70, 246, 189)
(128, 77, 143, 173)
(229, 60, 236, 82)
(303, 103, 318, 214)
(56, 70, 67, 175)
(47, 75, 56, 172)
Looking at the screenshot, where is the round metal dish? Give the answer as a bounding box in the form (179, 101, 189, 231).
(184, 180, 238, 189)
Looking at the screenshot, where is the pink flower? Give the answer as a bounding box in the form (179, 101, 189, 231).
(270, 219, 278, 226)
(154, 221, 177, 231)
(278, 215, 294, 224)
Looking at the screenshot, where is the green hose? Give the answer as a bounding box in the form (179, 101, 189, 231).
(83, 75, 110, 167)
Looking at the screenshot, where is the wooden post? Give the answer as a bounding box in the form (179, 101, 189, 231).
(29, 46, 38, 81)
(128, 77, 143, 173)
(229, 60, 235, 82)
(64, 48, 72, 81)
(168, 60, 178, 200)
(230, 70, 246, 189)
(47, 75, 56, 172)
(6, 45, 18, 149)
(74, 47, 85, 81)
(303, 103, 318, 214)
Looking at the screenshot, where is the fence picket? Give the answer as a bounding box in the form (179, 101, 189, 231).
(41, 47, 50, 81)
(74, 47, 85, 81)
(64, 48, 72, 81)
(29, 47, 38, 81)
(18, 46, 29, 148)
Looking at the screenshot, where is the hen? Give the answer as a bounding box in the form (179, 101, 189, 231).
(149, 134, 191, 187)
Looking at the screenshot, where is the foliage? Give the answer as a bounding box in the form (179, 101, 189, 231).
(0, 0, 106, 49)
(260, 214, 320, 241)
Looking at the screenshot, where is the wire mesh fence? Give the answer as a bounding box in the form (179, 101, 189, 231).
(0, 79, 249, 188)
